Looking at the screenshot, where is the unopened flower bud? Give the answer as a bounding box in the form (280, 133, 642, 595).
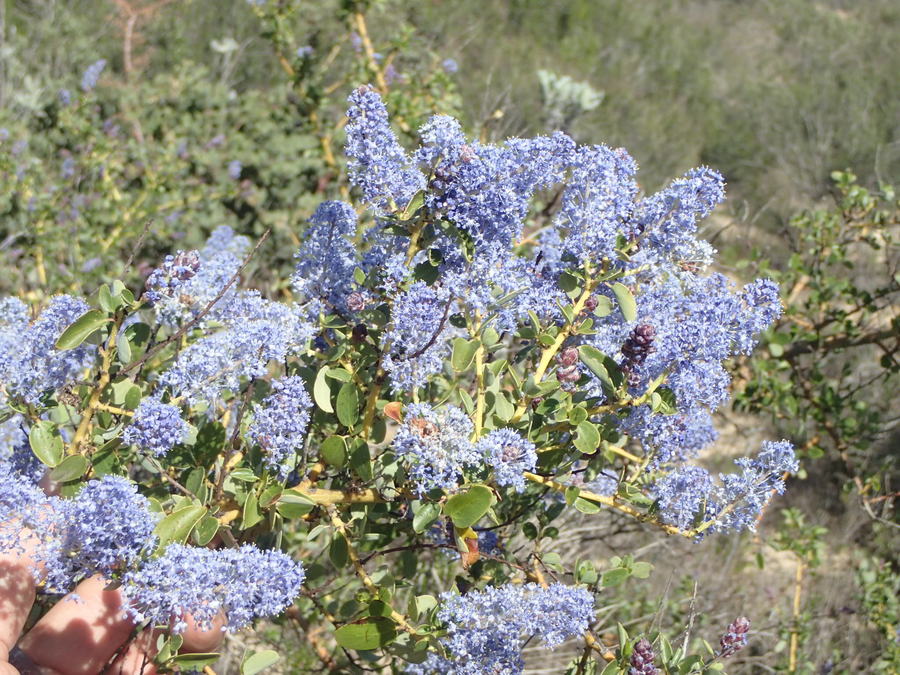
(558, 346, 579, 367)
(584, 295, 599, 312)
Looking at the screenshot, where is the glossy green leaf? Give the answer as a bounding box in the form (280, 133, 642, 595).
(574, 420, 600, 454)
(611, 282, 637, 322)
(276, 490, 316, 518)
(334, 617, 397, 650)
(444, 484, 493, 528)
(412, 502, 441, 533)
(241, 650, 280, 675)
(154, 505, 206, 547)
(313, 367, 334, 413)
(29, 421, 64, 468)
(336, 381, 359, 427)
(451, 337, 479, 371)
(55, 309, 109, 350)
(320, 435, 348, 467)
(193, 513, 219, 546)
(49, 454, 88, 482)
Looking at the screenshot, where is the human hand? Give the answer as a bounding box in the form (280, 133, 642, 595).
(0, 527, 224, 675)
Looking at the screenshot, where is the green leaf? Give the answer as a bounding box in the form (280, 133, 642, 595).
(320, 435, 348, 467)
(601, 567, 630, 587)
(451, 337, 480, 371)
(329, 533, 349, 568)
(336, 381, 360, 427)
(229, 468, 258, 482)
(334, 617, 398, 650)
(29, 421, 64, 468)
(611, 282, 637, 322)
(313, 367, 334, 413)
(353, 267, 367, 285)
(276, 490, 316, 518)
(631, 561, 653, 579)
(650, 387, 677, 415)
(55, 309, 109, 350)
(412, 502, 441, 533)
(116, 328, 132, 363)
(577, 345, 622, 392)
(241, 492, 262, 529)
(573, 497, 602, 514)
(591, 295, 614, 317)
(241, 650, 280, 675)
(574, 421, 600, 454)
(349, 439, 372, 481)
(193, 514, 219, 546)
(49, 454, 88, 482)
(154, 505, 206, 548)
(444, 485, 493, 528)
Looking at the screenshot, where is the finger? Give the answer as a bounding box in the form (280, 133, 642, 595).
(180, 612, 226, 653)
(0, 527, 42, 658)
(17, 576, 135, 675)
(105, 629, 160, 675)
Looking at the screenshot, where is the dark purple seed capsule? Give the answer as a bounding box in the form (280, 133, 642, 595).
(347, 291, 367, 312)
(718, 616, 750, 657)
(628, 638, 658, 675)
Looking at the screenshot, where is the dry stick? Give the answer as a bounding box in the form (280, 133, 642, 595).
(787, 559, 805, 673)
(120, 229, 271, 376)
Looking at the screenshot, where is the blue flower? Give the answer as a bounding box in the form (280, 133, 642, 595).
(393, 404, 479, 495)
(245, 376, 313, 477)
(80, 59, 107, 92)
(121, 544, 305, 633)
(475, 428, 537, 492)
(123, 398, 189, 457)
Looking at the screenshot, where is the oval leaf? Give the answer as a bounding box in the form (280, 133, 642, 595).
(55, 309, 109, 350)
(611, 282, 637, 323)
(29, 421, 64, 468)
(241, 649, 280, 675)
(313, 367, 334, 413)
(444, 485, 493, 528)
(320, 436, 348, 467)
(336, 381, 359, 427)
(574, 421, 600, 454)
(334, 617, 398, 651)
(154, 505, 206, 548)
(49, 454, 88, 482)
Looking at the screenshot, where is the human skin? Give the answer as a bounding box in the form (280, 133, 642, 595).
(0, 526, 224, 675)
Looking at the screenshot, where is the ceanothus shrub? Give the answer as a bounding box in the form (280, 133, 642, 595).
(0, 86, 790, 673)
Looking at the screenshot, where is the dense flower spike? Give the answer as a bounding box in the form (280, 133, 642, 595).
(291, 200, 360, 319)
(80, 59, 107, 92)
(393, 404, 479, 494)
(123, 398, 189, 457)
(121, 544, 305, 633)
(382, 282, 454, 392)
(718, 616, 751, 657)
(423, 583, 594, 673)
(475, 428, 537, 491)
(346, 85, 425, 209)
(245, 376, 313, 476)
(45, 476, 158, 591)
(0, 295, 95, 404)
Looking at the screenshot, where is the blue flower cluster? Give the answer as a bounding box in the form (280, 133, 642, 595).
(291, 201, 360, 320)
(652, 440, 798, 534)
(382, 282, 454, 392)
(475, 428, 537, 492)
(0, 295, 95, 405)
(393, 404, 479, 495)
(80, 59, 107, 92)
(245, 376, 313, 476)
(123, 397, 189, 457)
(0, 474, 157, 592)
(346, 85, 425, 210)
(120, 543, 305, 633)
(409, 582, 593, 674)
